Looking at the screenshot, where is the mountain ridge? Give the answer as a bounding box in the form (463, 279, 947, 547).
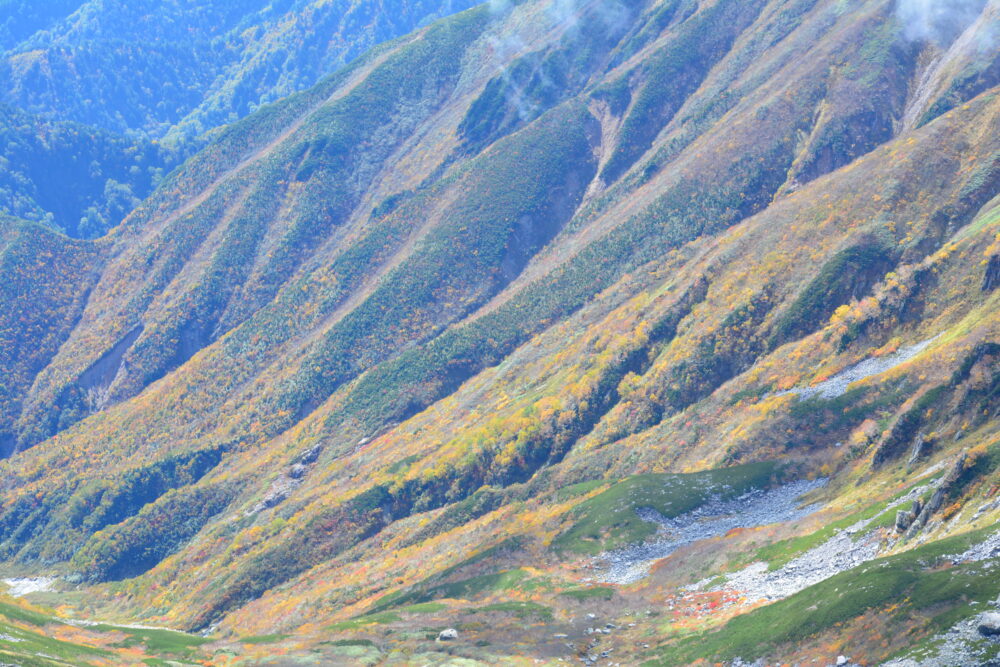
(0, 0, 999, 664)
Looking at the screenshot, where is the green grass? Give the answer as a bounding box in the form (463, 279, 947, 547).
(366, 539, 529, 614)
(0, 600, 59, 627)
(328, 611, 402, 631)
(750, 501, 883, 571)
(399, 602, 448, 614)
(91, 624, 211, 656)
(748, 474, 943, 571)
(559, 586, 616, 601)
(471, 601, 553, 621)
(0, 618, 112, 665)
(240, 633, 290, 644)
(328, 638, 376, 647)
(552, 461, 782, 554)
(555, 479, 606, 502)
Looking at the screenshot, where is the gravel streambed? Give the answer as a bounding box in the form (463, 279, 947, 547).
(598, 479, 827, 585)
(2, 577, 55, 597)
(776, 338, 936, 401)
(703, 479, 936, 602)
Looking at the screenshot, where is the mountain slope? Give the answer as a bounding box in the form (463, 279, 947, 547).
(0, 105, 169, 237)
(1, 0, 999, 664)
(0, 0, 479, 143)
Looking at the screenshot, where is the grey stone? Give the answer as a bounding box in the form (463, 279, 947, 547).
(908, 433, 931, 466)
(437, 628, 459, 641)
(978, 612, 1000, 637)
(895, 509, 915, 533)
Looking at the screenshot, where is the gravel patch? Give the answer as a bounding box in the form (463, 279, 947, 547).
(710, 524, 883, 601)
(598, 479, 827, 585)
(705, 481, 935, 602)
(2, 577, 55, 597)
(777, 338, 936, 401)
(950, 530, 1000, 563)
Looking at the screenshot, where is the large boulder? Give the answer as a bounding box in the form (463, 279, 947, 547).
(437, 628, 459, 641)
(895, 509, 915, 533)
(978, 612, 1000, 637)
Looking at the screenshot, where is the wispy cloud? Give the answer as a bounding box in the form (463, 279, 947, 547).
(896, 0, 989, 45)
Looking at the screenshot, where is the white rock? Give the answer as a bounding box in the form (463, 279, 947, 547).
(978, 612, 1000, 636)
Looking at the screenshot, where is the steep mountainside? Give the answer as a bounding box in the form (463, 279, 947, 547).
(1, 0, 1000, 665)
(0, 105, 169, 237)
(0, 0, 479, 143)
(0, 0, 476, 240)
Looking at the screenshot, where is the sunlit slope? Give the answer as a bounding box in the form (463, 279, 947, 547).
(0, 0, 998, 662)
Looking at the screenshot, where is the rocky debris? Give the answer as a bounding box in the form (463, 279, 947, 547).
(296, 444, 322, 466)
(715, 527, 882, 602)
(978, 612, 1000, 637)
(2, 577, 55, 597)
(599, 479, 826, 584)
(245, 445, 324, 515)
(710, 482, 936, 603)
(906, 454, 967, 538)
(247, 475, 300, 515)
(882, 604, 1000, 666)
(289, 444, 322, 479)
(880, 535, 1000, 665)
(776, 338, 935, 401)
(437, 628, 459, 641)
(950, 529, 1000, 562)
(975, 498, 1000, 519)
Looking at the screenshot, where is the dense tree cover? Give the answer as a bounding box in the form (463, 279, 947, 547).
(0, 0, 84, 50)
(0, 217, 101, 455)
(0, 105, 168, 237)
(0, 0, 479, 142)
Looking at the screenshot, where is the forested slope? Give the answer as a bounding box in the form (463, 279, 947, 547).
(0, 0, 999, 664)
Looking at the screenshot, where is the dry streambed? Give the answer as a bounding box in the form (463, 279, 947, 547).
(776, 337, 936, 400)
(702, 480, 938, 602)
(598, 479, 827, 585)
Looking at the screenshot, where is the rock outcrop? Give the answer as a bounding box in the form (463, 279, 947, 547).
(983, 254, 1000, 292)
(906, 455, 967, 538)
(977, 612, 1000, 637)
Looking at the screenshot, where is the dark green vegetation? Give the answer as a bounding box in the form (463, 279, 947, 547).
(0, 594, 215, 666)
(0, 0, 479, 142)
(0, 0, 477, 240)
(0, 217, 101, 455)
(770, 242, 895, 347)
(0, 106, 169, 237)
(553, 462, 781, 554)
